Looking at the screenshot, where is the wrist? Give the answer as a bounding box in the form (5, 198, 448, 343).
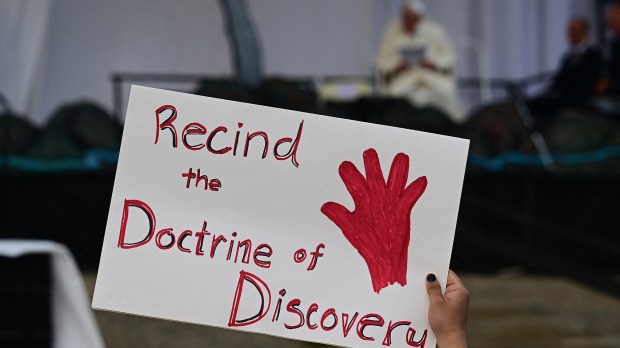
(437, 330, 467, 348)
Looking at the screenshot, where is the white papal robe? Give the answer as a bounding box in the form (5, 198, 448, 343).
(376, 18, 463, 123)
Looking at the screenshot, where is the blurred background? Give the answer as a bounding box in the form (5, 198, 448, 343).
(1, 0, 619, 347)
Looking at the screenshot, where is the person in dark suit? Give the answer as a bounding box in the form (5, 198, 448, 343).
(529, 17, 602, 118)
(598, 3, 620, 96)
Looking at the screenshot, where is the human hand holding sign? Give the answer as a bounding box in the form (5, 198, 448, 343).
(426, 271, 469, 348)
(321, 148, 427, 293)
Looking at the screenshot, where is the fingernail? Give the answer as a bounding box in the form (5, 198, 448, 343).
(426, 273, 436, 282)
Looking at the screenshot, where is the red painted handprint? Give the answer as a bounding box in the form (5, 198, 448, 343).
(321, 149, 427, 293)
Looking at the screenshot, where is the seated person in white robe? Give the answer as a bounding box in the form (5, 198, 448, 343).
(376, 0, 463, 123)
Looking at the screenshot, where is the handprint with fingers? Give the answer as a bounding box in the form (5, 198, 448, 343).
(321, 149, 427, 293)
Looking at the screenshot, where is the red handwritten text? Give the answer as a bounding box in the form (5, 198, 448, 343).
(228, 270, 428, 347)
(117, 199, 272, 269)
(154, 105, 304, 167)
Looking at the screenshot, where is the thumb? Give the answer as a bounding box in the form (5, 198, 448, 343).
(426, 273, 445, 305)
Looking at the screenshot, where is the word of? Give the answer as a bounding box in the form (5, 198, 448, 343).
(117, 199, 272, 269)
(293, 244, 325, 271)
(154, 105, 304, 167)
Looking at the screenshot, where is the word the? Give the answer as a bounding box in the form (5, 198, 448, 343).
(155, 105, 304, 167)
(117, 199, 272, 269)
(181, 167, 222, 191)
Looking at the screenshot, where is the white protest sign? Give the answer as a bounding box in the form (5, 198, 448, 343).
(93, 85, 469, 348)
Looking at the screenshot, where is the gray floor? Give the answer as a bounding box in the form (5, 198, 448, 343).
(83, 273, 620, 348)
